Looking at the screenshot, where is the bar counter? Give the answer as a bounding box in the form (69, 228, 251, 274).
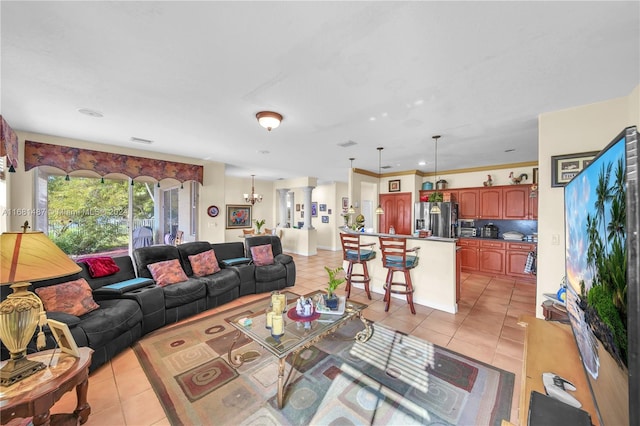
(339, 228, 459, 313)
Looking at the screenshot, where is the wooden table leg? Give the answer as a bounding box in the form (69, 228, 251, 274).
(31, 411, 50, 426)
(74, 377, 91, 424)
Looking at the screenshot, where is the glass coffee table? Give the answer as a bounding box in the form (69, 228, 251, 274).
(226, 292, 371, 408)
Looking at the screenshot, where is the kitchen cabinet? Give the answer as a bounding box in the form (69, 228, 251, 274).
(506, 242, 536, 280)
(503, 186, 529, 219)
(379, 192, 412, 235)
(457, 189, 479, 219)
(479, 188, 502, 219)
(479, 240, 505, 275)
(529, 189, 538, 219)
(458, 238, 479, 271)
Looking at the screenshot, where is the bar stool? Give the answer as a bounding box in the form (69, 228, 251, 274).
(379, 236, 420, 314)
(340, 233, 376, 299)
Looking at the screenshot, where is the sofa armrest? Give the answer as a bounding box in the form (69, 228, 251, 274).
(93, 278, 155, 296)
(274, 253, 293, 264)
(45, 311, 81, 329)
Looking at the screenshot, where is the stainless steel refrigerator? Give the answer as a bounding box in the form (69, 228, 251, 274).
(414, 202, 458, 238)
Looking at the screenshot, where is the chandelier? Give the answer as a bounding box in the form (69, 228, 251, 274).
(243, 175, 263, 205)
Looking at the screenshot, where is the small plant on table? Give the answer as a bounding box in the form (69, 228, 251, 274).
(324, 266, 345, 310)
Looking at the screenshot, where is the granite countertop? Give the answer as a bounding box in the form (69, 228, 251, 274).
(339, 227, 457, 243)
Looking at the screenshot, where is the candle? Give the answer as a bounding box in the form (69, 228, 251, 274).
(266, 311, 274, 328)
(272, 299, 282, 315)
(272, 314, 284, 335)
(277, 293, 286, 312)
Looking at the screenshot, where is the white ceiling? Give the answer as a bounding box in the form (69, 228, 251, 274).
(2, 1, 639, 184)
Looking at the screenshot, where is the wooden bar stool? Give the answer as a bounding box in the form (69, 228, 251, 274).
(379, 236, 420, 314)
(340, 233, 376, 299)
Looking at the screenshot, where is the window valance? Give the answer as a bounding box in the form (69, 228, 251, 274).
(24, 140, 203, 184)
(0, 116, 19, 171)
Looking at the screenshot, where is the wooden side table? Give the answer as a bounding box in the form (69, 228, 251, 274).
(541, 299, 569, 322)
(0, 347, 93, 426)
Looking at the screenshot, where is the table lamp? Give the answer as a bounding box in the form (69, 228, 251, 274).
(0, 221, 81, 386)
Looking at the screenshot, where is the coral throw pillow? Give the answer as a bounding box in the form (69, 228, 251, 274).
(82, 256, 120, 278)
(35, 278, 100, 316)
(251, 244, 275, 266)
(188, 250, 220, 277)
(147, 259, 188, 287)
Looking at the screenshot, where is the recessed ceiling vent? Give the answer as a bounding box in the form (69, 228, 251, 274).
(130, 137, 154, 145)
(338, 140, 357, 148)
(381, 165, 392, 169)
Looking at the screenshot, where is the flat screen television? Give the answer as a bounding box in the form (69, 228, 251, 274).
(564, 126, 639, 425)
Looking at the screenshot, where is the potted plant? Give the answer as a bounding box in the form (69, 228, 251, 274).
(324, 266, 345, 310)
(254, 219, 266, 234)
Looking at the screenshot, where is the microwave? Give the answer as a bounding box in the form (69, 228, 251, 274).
(459, 227, 476, 237)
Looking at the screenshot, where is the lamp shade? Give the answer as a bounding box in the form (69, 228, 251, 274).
(1, 231, 81, 285)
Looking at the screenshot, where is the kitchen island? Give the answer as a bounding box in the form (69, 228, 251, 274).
(339, 228, 460, 313)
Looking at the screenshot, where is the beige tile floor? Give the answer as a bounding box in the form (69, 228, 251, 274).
(50, 249, 536, 425)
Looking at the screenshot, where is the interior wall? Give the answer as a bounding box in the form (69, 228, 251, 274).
(537, 86, 639, 318)
(223, 176, 274, 241)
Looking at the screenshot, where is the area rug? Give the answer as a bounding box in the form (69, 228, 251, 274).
(133, 292, 514, 426)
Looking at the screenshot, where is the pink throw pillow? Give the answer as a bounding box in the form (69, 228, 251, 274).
(147, 259, 188, 287)
(250, 244, 275, 266)
(35, 278, 100, 316)
(82, 256, 120, 278)
(188, 250, 220, 277)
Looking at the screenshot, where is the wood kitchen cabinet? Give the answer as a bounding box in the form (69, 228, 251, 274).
(479, 240, 505, 275)
(479, 188, 502, 219)
(503, 185, 537, 219)
(458, 238, 479, 271)
(529, 188, 538, 219)
(506, 242, 536, 280)
(457, 189, 479, 219)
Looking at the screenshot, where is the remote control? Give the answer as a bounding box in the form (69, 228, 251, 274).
(542, 372, 582, 408)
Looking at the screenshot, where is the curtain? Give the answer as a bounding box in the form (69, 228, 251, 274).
(0, 116, 19, 171)
(24, 140, 203, 184)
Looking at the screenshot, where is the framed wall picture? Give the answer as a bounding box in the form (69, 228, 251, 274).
(48, 319, 80, 357)
(226, 204, 252, 229)
(551, 151, 599, 187)
(295, 204, 300, 212)
(342, 197, 348, 211)
(322, 215, 329, 223)
(319, 203, 327, 212)
(389, 179, 401, 192)
(311, 202, 318, 217)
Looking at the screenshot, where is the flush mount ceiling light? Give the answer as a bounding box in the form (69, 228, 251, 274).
(256, 111, 283, 131)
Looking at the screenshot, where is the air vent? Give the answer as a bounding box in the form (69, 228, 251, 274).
(338, 140, 357, 148)
(381, 165, 392, 169)
(130, 137, 154, 145)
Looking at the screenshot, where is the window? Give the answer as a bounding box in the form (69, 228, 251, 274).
(35, 169, 196, 257)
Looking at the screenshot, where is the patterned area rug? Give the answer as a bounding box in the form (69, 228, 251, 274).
(133, 292, 514, 425)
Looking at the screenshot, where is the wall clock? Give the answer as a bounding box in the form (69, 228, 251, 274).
(207, 205, 219, 218)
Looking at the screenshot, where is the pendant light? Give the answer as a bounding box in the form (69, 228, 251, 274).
(375, 147, 384, 215)
(430, 136, 441, 215)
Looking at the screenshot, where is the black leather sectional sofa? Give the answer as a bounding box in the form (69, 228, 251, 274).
(1, 236, 295, 372)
